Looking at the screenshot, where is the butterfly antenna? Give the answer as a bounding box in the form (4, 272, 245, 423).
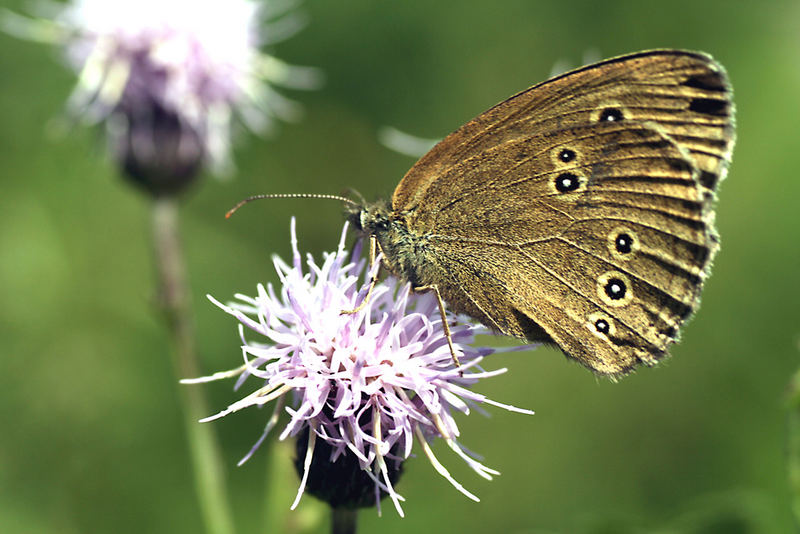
(225, 193, 360, 219)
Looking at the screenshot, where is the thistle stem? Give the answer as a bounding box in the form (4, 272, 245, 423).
(788, 367, 800, 529)
(331, 507, 358, 534)
(151, 197, 236, 534)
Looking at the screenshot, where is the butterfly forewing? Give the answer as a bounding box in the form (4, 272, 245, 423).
(391, 50, 734, 376)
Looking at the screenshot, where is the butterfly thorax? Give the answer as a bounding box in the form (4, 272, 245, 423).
(350, 200, 435, 289)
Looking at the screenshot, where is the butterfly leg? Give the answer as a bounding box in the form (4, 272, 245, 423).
(341, 235, 380, 315)
(414, 284, 462, 369)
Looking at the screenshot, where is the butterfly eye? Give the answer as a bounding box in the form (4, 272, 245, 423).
(558, 148, 576, 162)
(599, 107, 624, 122)
(555, 173, 580, 192)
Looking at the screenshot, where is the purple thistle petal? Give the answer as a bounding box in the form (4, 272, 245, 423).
(6, 0, 321, 177)
(188, 218, 536, 515)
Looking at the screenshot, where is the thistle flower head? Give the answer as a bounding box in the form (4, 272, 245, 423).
(184, 219, 534, 516)
(4, 0, 321, 192)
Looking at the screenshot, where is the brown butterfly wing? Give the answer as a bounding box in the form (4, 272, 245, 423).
(392, 50, 734, 376)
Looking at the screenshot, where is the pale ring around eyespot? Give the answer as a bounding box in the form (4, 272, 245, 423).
(550, 145, 579, 167)
(596, 271, 634, 307)
(607, 226, 640, 260)
(587, 312, 616, 339)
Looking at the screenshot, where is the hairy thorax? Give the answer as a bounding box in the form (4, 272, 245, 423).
(351, 201, 437, 289)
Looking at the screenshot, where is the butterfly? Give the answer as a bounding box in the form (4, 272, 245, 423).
(231, 50, 735, 377)
(348, 50, 735, 377)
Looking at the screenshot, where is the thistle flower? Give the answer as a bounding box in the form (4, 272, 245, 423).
(183, 218, 534, 516)
(3, 0, 321, 193)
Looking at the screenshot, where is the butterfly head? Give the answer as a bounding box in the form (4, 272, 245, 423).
(346, 199, 393, 238)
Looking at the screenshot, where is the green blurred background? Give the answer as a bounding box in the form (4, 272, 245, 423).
(2, 0, 799, 532)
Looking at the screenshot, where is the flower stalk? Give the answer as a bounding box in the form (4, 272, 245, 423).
(152, 198, 235, 534)
(331, 507, 358, 534)
(5, 1, 322, 530)
(788, 366, 800, 529)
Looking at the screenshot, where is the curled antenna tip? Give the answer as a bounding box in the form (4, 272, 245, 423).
(225, 197, 253, 218)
